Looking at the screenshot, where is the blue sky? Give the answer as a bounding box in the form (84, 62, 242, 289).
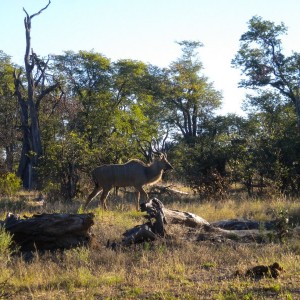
(1, 0, 300, 115)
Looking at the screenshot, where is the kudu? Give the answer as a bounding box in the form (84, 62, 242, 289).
(84, 153, 173, 210)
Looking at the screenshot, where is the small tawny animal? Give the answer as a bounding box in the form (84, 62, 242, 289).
(84, 153, 173, 210)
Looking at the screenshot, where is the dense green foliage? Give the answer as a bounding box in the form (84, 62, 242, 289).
(1, 15, 300, 199)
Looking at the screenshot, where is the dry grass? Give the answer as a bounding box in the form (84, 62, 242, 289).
(1, 191, 300, 299)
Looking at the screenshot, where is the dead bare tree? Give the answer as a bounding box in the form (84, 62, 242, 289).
(14, 0, 61, 189)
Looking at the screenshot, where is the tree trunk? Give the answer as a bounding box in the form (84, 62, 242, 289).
(14, 1, 58, 189)
(5, 144, 15, 172)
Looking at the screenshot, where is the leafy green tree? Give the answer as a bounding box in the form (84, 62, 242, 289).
(39, 131, 99, 201)
(241, 91, 300, 194)
(232, 16, 300, 129)
(37, 50, 113, 198)
(53, 50, 113, 149)
(161, 41, 226, 195)
(39, 51, 165, 199)
(54, 52, 162, 162)
(111, 59, 163, 161)
(163, 41, 222, 142)
(0, 51, 19, 172)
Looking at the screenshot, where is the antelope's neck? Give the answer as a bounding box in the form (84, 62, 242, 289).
(146, 162, 163, 184)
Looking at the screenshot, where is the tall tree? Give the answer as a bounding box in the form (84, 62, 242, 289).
(232, 16, 300, 129)
(14, 0, 60, 188)
(0, 51, 18, 172)
(111, 59, 163, 161)
(163, 41, 222, 142)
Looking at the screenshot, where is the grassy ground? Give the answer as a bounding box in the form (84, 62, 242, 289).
(1, 191, 300, 299)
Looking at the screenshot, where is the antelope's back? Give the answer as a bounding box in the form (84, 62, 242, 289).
(92, 160, 147, 187)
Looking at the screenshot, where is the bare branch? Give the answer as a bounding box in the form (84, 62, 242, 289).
(34, 55, 50, 88)
(36, 82, 60, 109)
(137, 139, 153, 161)
(161, 127, 169, 152)
(13, 69, 23, 101)
(50, 89, 65, 115)
(23, 0, 51, 31)
(22, 8, 30, 21)
(29, 0, 51, 20)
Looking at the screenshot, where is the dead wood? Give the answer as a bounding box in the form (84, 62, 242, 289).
(109, 198, 276, 248)
(163, 207, 210, 228)
(118, 198, 166, 246)
(211, 219, 276, 230)
(2, 212, 94, 251)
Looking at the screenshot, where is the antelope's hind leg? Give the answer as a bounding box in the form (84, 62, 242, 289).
(84, 185, 102, 210)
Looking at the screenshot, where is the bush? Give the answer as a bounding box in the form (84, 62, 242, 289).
(0, 172, 22, 196)
(0, 227, 14, 263)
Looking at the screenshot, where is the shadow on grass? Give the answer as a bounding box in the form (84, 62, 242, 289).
(0, 197, 83, 216)
(0, 198, 30, 215)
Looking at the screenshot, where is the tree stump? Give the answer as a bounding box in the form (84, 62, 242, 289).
(1, 212, 94, 251)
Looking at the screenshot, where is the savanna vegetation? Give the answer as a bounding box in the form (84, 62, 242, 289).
(1, 194, 300, 299)
(1, 2, 300, 299)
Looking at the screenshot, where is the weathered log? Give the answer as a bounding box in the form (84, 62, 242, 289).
(141, 198, 210, 228)
(114, 198, 210, 247)
(163, 208, 210, 228)
(211, 219, 276, 230)
(118, 198, 166, 246)
(106, 198, 279, 248)
(196, 227, 270, 243)
(2, 212, 94, 251)
(122, 224, 157, 245)
(141, 197, 167, 235)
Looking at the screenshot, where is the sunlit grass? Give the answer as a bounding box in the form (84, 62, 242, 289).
(168, 196, 300, 224)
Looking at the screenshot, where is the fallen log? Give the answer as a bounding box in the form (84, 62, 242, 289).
(211, 219, 276, 230)
(141, 198, 209, 227)
(163, 208, 210, 228)
(115, 198, 213, 246)
(122, 225, 157, 246)
(111, 198, 277, 247)
(2, 212, 94, 251)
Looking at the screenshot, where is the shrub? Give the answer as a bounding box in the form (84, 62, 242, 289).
(0, 227, 14, 263)
(0, 172, 21, 196)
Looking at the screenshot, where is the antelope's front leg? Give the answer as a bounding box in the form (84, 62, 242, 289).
(136, 186, 147, 211)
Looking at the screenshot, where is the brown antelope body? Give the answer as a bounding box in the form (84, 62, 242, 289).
(84, 154, 173, 210)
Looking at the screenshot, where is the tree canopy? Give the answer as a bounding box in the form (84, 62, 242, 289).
(232, 16, 300, 128)
(1, 11, 300, 199)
